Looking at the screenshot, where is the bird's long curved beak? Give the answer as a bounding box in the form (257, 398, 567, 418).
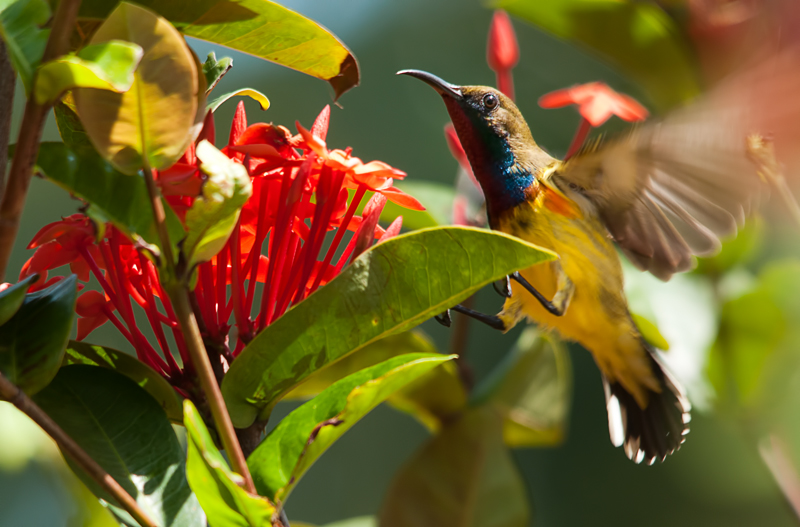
(397, 70, 462, 99)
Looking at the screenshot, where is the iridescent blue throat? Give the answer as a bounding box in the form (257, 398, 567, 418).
(477, 128, 535, 214)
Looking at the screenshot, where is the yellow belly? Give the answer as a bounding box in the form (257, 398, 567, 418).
(497, 199, 659, 404)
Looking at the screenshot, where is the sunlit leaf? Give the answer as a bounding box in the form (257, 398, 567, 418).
(207, 88, 270, 113)
(248, 353, 454, 502)
(34, 40, 143, 104)
(473, 328, 571, 447)
(379, 181, 455, 231)
(63, 341, 183, 422)
(0, 276, 76, 395)
(498, 0, 698, 110)
(222, 226, 555, 428)
(0, 273, 38, 326)
(73, 2, 204, 174)
(34, 142, 186, 255)
(183, 140, 252, 267)
(632, 312, 670, 351)
(78, 0, 360, 99)
(283, 330, 468, 432)
(184, 400, 277, 527)
(33, 365, 203, 526)
(203, 51, 232, 94)
(0, 0, 50, 91)
(379, 406, 530, 527)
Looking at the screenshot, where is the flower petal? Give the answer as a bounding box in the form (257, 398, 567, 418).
(380, 186, 425, 211)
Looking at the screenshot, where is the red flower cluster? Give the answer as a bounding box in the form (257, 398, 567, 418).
(20, 104, 422, 380)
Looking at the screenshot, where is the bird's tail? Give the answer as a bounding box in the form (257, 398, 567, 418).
(602, 341, 691, 464)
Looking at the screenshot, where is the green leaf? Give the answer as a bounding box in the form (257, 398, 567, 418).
(0, 0, 50, 92)
(632, 312, 670, 351)
(78, 0, 359, 99)
(0, 275, 76, 395)
(285, 330, 468, 433)
(379, 406, 530, 527)
(73, 2, 204, 174)
(63, 340, 183, 422)
(203, 51, 232, 94)
(695, 217, 764, 276)
(34, 40, 143, 105)
(34, 142, 186, 255)
(498, 0, 698, 110)
(473, 328, 571, 448)
(248, 353, 455, 502)
(207, 88, 270, 113)
(183, 140, 252, 267)
(184, 400, 277, 527)
(54, 94, 94, 151)
(33, 365, 203, 526)
(222, 226, 555, 428)
(0, 273, 39, 326)
(380, 181, 456, 231)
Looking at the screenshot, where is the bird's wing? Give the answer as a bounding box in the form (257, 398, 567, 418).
(549, 46, 800, 281)
(551, 101, 762, 281)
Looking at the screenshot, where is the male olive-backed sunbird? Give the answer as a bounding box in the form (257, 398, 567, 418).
(400, 69, 762, 464)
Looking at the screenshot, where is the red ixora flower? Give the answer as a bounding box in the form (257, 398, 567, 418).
(487, 10, 519, 100)
(20, 103, 423, 387)
(539, 82, 649, 159)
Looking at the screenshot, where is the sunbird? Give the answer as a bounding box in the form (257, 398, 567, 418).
(399, 69, 763, 464)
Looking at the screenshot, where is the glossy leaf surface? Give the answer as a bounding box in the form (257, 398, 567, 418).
(222, 226, 555, 427)
(0, 0, 49, 91)
(34, 40, 143, 104)
(63, 340, 183, 422)
(35, 142, 185, 254)
(184, 400, 277, 527)
(248, 353, 454, 502)
(78, 0, 360, 99)
(74, 2, 203, 174)
(498, 0, 698, 110)
(0, 276, 76, 394)
(0, 273, 38, 326)
(33, 365, 203, 526)
(379, 406, 530, 527)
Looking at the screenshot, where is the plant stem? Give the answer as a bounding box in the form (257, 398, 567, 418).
(759, 434, 800, 522)
(142, 166, 256, 494)
(0, 372, 158, 527)
(451, 295, 475, 391)
(0, 39, 15, 198)
(564, 117, 591, 160)
(0, 0, 82, 280)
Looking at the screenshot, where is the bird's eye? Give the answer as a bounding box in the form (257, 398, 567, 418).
(483, 93, 498, 110)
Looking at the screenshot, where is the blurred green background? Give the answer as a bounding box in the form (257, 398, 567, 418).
(2, 0, 800, 526)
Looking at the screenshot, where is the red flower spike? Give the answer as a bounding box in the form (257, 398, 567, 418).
(538, 82, 649, 127)
(22, 103, 424, 390)
(488, 10, 519, 72)
(378, 216, 403, 244)
(487, 10, 519, 99)
(351, 193, 387, 262)
(311, 105, 331, 141)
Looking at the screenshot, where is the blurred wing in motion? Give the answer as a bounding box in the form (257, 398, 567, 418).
(551, 49, 800, 281)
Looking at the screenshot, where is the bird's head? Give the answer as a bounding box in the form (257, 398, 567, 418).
(398, 69, 551, 215)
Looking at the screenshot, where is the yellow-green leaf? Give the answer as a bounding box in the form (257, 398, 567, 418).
(73, 2, 203, 174)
